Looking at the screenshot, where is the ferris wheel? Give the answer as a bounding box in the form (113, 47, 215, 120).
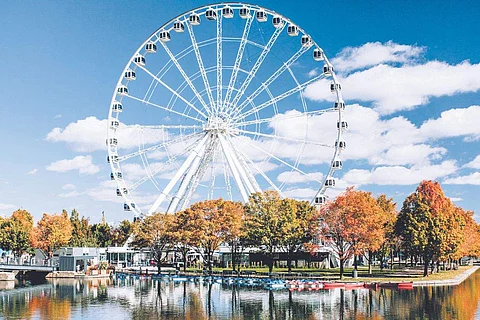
(107, 3, 346, 217)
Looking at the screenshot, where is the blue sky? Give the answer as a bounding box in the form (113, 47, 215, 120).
(1, 0, 479, 223)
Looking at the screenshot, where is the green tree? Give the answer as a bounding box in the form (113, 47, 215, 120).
(278, 198, 318, 273)
(244, 191, 284, 274)
(0, 209, 34, 258)
(131, 213, 175, 273)
(111, 219, 134, 246)
(69, 209, 96, 247)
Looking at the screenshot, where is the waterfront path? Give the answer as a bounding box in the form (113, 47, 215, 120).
(413, 266, 479, 287)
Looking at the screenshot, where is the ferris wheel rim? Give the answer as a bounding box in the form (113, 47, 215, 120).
(107, 2, 346, 216)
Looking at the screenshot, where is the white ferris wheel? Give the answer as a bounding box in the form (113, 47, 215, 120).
(107, 3, 346, 217)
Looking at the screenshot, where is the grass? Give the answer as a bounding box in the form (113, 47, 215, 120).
(184, 265, 476, 283)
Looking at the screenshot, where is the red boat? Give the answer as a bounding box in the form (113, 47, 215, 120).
(344, 282, 364, 290)
(397, 282, 414, 290)
(323, 282, 345, 289)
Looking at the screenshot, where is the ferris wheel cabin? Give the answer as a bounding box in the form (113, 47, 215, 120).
(145, 42, 157, 53)
(313, 48, 324, 61)
(112, 101, 123, 112)
(205, 8, 217, 20)
(116, 188, 128, 196)
(124, 69, 136, 81)
(124, 203, 135, 211)
(314, 196, 327, 205)
(107, 155, 118, 164)
(301, 35, 311, 47)
(117, 85, 128, 96)
(334, 102, 345, 111)
(239, 7, 250, 18)
(336, 140, 347, 150)
(331, 82, 342, 93)
(107, 138, 118, 147)
(272, 16, 283, 28)
(325, 176, 335, 187)
(222, 6, 234, 18)
(323, 65, 334, 76)
(189, 13, 201, 25)
(256, 10, 267, 22)
(110, 120, 119, 130)
(133, 55, 146, 67)
(337, 120, 348, 130)
(332, 159, 343, 169)
(173, 21, 185, 32)
(159, 31, 171, 42)
(287, 24, 299, 36)
(111, 172, 123, 180)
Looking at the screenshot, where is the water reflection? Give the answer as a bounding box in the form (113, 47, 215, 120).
(0, 271, 479, 319)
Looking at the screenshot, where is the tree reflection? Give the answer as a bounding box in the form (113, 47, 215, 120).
(0, 271, 479, 319)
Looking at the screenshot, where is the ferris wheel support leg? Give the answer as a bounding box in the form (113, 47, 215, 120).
(218, 134, 249, 202)
(167, 143, 207, 214)
(148, 134, 209, 214)
(224, 136, 258, 194)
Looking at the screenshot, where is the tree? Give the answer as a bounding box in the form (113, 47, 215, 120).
(69, 209, 96, 247)
(90, 213, 112, 247)
(278, 198, 318, 273)
(31, 211, 72, 257)
(181, 199, 243, 275)
(131, 213, 175, 273)
(0, 209, 34, 259)
(244, 191, 284, 274)
(318, 187, 385, 279)
(375, 195, 398, 273)
(111, 219, 134, 247)
(395, 180, 457, 276)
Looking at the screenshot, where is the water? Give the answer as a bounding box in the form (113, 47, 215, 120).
(1, 271, 480, 319)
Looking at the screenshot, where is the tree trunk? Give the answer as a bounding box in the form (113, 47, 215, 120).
(423, 258, 429, 277)
(339, 257, 345, 279)
(390, 249, 394, 270)
(287, 249, 292, 274)
(231, 246, 236, 273)
(368, 250, 373, 276)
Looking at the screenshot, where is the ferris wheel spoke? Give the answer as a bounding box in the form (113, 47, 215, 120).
(149, 134, 209, 214)
(236, 135, 322, 183)
(136, 64, 208, 119)
(207, 143, 219, 200)
(135, 124, 203, 130)
(125, 94, 205, 124)
(237, 128, 333, 148)
(128, 134, 204, 192)
(232, 73, 326, 122)
(117, 131, 202, 162)
(223, 14, 254, 110)
(216, 12, 223, 112)
(219, 134, 250, 202)
(229, 24, 286, 109)
(233, 142, 284, 197)
(220, 147, 233, 201)
(232, 45, 312, 118)
(233, 108, 336, 127)
(159, 41, 212, 116)
(186, 22, 216, 112)
(223, 136, 257, 194)
(225, 136, 261, 193)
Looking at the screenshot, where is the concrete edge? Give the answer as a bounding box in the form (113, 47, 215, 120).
(412, 266, 479, 287)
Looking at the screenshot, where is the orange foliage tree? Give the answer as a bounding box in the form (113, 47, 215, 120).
(31, 211, 72, 257)
(0, 209, 34, 258)
(318, 187, 387, 279)
(395, 180, 462, 276)
(131, 213, 175, 273)
(179, 199, 243, 274)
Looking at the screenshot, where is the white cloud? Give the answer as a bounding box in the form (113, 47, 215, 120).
(443, 172, 480, 185)
(283, 188, 317, 199)
(54, 114, 62, 119)
(277, 171, 324, 184)
(465, 155, 480, 169)
(343, 160, 458, 186)
(305, 61, 480, 115)
(46, 116, 169, 152)
(62, 183, 76, 190)
(0, 203, 16, 210)
(58, 190, 83, 198)
(449, 197, 463, 202)
(46, 155, 100, 175)
(308, 68, 320, 78)
(27, 168, 38, 175)
(331, 41, 424, 72)
(419, 106, 480, 140)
